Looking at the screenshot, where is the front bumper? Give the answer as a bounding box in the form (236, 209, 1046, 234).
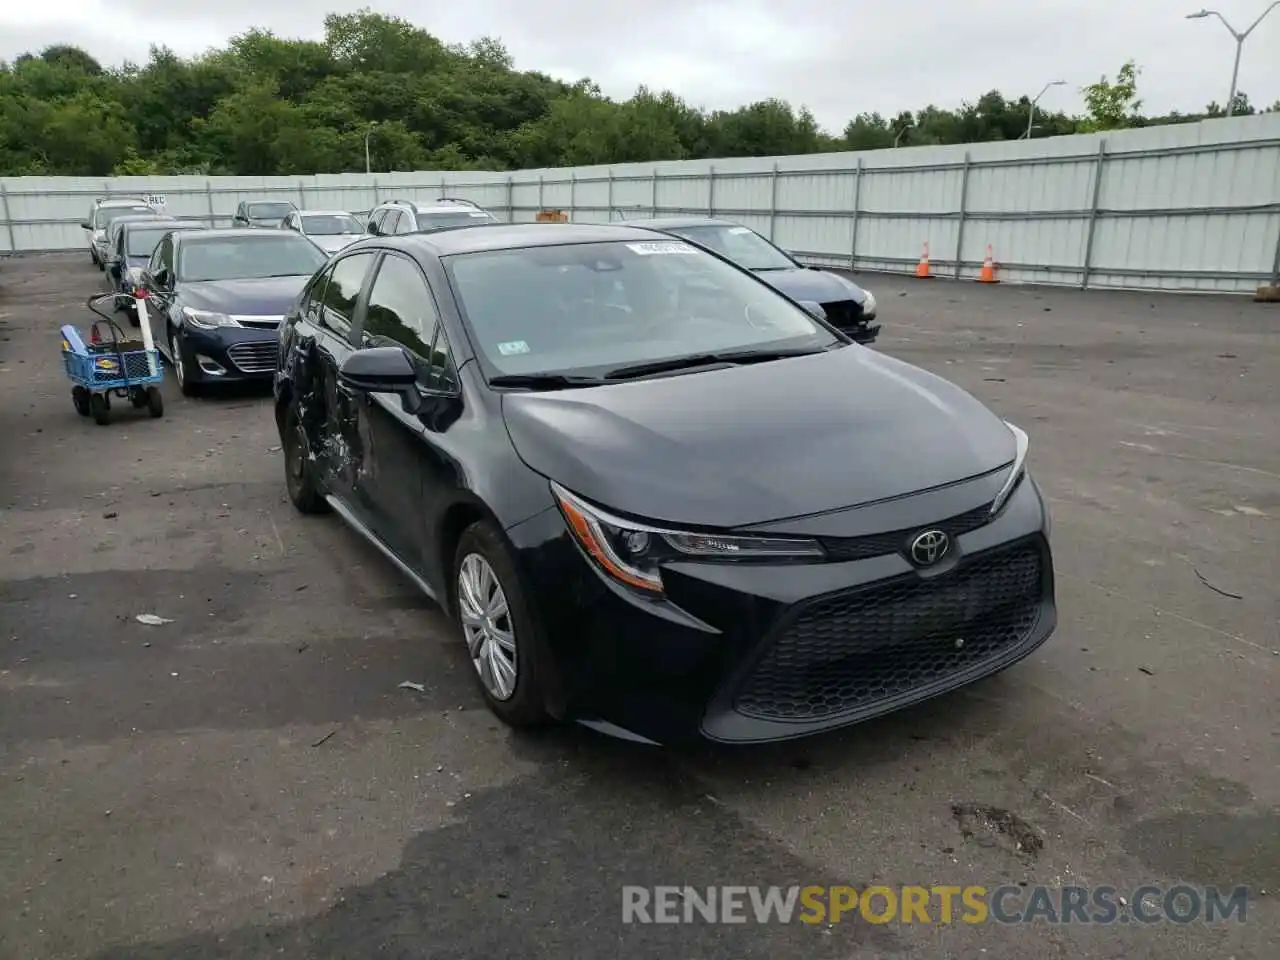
(506, 473, 1055, 745)
(176, 324, 279, 384)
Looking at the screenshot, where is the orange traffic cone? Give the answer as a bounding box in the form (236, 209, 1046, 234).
(914, 241, 931, 278)
(977, 244, 998, 283)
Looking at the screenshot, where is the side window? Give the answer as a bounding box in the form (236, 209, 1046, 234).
(362, 254, 438, 382)
(368, 210, 385, 235)
(427, 329, 459, 392)
(383, 210, 401, 235)
(148, 236, 170, 275)
(318, 253, 376, 338)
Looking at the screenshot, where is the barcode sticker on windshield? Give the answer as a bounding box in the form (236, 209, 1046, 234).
(626, 241, 698, 256)
(497, 340, 530, 356)
(728, 226, 752, 234)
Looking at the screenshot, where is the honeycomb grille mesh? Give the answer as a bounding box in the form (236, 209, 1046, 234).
(734, 542, 1044, 721)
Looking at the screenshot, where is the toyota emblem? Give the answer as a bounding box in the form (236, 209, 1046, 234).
(909, 529, 950, 566)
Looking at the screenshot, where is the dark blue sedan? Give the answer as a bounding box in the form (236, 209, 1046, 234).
(137, 228, 330, 396)
(622, 217, 880, 343)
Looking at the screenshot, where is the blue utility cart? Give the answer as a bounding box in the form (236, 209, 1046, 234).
(62, 293, 164, 425)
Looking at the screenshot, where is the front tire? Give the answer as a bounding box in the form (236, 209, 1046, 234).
(453, 521, 550, 728)
(282, 403, 329, 515)
(170, 330, 198, 397)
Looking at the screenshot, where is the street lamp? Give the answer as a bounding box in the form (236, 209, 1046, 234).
(363, 120, 376, 175)
(1024, 80, 1067, 139)
(1186, 3, 1280, 117)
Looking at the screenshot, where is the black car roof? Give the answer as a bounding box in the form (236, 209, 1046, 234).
(122, 220, 203, 233)
(176, 227, 301, 243)
(618, 217, 741, 230)
(395, 221, 680, 256)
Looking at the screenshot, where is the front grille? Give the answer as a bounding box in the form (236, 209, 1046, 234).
(226, 340, 278, 374)
(733, 541, 1044, 721)
(819, 299, 865, 328)
(234, 316, 282, 330)
(820, 504, 992, 562)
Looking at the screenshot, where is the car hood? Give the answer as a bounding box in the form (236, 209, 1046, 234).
(501, 347, 1017, 529)
(179, 275, 310, 315)
(756, 267, 866, 306)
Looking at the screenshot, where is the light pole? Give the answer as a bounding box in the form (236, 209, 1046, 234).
(1024, 80, 1067, 139)
(1186, 3, 1280, 117)
(363, 122, 376, 175)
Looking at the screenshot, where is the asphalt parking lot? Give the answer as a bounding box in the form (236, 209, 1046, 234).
(1, 253, 1276, 959)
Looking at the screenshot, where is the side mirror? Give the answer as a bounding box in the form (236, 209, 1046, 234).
(797, 300, 827, 321)
(339, 347, 422, 414)
(154, 268, 172, 289)
(81, 220, 93, 230)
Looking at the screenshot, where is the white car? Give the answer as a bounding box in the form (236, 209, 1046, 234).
(81, 198, 157, 270)
(281, 209, 368, 254)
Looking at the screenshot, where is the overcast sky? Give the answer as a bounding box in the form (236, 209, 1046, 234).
(4, 1, 1279, 132)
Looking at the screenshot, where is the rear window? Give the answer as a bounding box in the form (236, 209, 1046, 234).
(96, 206, 153, 229)
(301, 214, 364, 235)
(127, 225, 198, 258)
(248, 202, 296, 221)
(415, 210, 497, 231)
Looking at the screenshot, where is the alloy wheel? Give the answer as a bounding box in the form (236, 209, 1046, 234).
(170, 333, 185, 388)
(457, 553, 517, 700)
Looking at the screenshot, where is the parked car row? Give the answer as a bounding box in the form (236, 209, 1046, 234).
(79, 193, 1051, 747)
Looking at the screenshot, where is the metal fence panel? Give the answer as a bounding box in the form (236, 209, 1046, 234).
(3, 113, 1279, 293)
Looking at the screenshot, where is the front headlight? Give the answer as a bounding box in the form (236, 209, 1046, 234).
(861, 290, 877, 317)
(182, 308, 241, 329)
(989, 421, 1029, 518)
(551, 483, 825, 594)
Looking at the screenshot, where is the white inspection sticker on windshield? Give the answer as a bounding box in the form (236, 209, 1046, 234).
(497, 340, 531, 355)
(468, 211, 490, 217)
(626, 240, 698, 255)
(728, 226, 752, 234)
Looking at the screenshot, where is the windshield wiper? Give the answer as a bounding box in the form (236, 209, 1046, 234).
(603, 346, 831, 382)
(488, 373, 606, 390)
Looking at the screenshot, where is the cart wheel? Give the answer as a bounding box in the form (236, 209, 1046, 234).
(131, 389, 148, 409)
(72, 386, 91, 417)
(90, 393, 110, 426)
(147, 387, 164, 418)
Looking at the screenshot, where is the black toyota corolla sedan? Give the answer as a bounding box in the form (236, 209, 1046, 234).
(274, 223, 1055, 745)
(139, 228, 330, 395)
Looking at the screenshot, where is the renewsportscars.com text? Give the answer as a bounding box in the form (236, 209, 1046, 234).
(621, 884, 1250, 925)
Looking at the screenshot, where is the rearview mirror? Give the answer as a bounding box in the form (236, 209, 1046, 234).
(339, 347, 422, 414)
(797, 300, 827, 320)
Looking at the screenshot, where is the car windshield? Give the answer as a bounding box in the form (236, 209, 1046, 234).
(666, 224, 796, 271)
(127, 226, 192, 257)
(248, 203, 295, 221)
(301, 214, 363, 235)
(177, 235, 328, 282)
(446, 238, 835, 378)
(97, 206, 154, 229)
(416, 210, 496, 231)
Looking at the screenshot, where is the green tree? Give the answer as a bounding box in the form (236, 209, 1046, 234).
(1081, 60, 1143, 131)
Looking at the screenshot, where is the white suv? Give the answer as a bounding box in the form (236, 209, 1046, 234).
(366, 198, 499, 236)
(81, 198, 157, 269)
